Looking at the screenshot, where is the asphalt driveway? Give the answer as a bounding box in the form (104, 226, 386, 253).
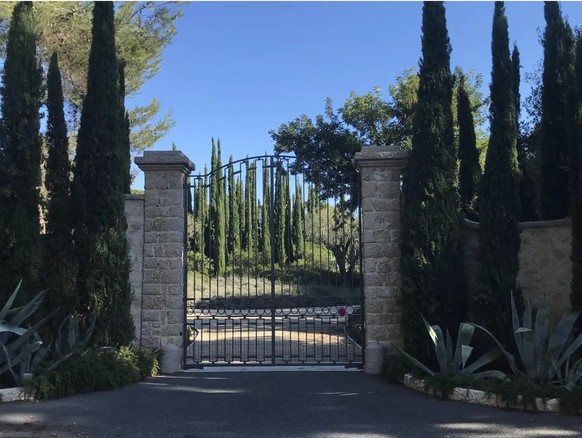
(1, 369, 581, 438)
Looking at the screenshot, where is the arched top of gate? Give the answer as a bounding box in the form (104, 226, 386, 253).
(188, 153, 358, 207)
(189, 153, 358, 185)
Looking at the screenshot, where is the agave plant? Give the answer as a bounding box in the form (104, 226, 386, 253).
(471, 294, 582, 384)
(0, 281, 52, 386)
(36, 315, 96, 375)
(398, 316, 506, 379)
(556, 358, 582, 391)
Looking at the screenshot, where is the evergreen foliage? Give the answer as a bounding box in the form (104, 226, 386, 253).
(0, 2, 183, 154)
(471, 2, 522, 348)
(284, 171, 293, 263)
(0, 2, 43, 302)
(236, 178, 244, 254)
(274, 166, 286, 264)
(71, 2, 133, 346)
(249, 163, 257, 257)
(43, 52, 75, 320)
(261, 156, 272, 263)
(571, 30, 582, 324)
(400, 1, 465, 359)
(457, 75, 481, 219)
(540, 2, 575, 220)
(118, 60, 131, 194)
(292, 181, 305, 260)
(209, 139, 226, 274)
(513, 45, 538, 221)
(196, 166, 208, 255)
(227, 156, 240, 262)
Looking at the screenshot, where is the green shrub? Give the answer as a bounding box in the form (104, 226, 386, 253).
(135, 348, 160, 379)
(32, 346, 157, 400)
(383, 352, 410, 384)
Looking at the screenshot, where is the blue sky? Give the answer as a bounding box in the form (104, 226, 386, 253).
(131, 1, 582, 188)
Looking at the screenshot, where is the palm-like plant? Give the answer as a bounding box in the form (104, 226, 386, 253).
(472, 294, 582, 384)
(399, 316, 505, 379)
(0, 282, 51, 386)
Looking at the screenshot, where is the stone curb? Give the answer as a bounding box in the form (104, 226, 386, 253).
(0, 387, 28, 403)
(402, 374, 576, 414)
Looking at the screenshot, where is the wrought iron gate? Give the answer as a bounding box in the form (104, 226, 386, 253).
(184, 155, 363, 367)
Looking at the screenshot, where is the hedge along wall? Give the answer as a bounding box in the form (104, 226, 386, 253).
(462, 218, 572, 318)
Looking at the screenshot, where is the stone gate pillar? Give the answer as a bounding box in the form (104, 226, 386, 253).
(354, 146, 408, 372)
(135, 150, 194, 373)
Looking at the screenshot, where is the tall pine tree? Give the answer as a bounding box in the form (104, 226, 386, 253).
(71, 2, 133, 346)
(44, 52, 75, 320)
(0, 2, 42, 301)
(471, 2, 522, 347)
(540, 2, 575, 219)
(457, 75, 481, 220)
(400, 1, 465, 357)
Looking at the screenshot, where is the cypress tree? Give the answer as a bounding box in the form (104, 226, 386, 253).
(43, 52, 75, 320)
(209, 139, 226, 274)
(118, 60, 131, 194)
(242, 161, 250, 250)
(236, 178, 244, 254)
(471, 2, 522, 347)
(0, 2, 43, 301)
(249, 163, 258, 256)
(274, 166, 286, 264)
(292, 180, 304, 260)
(457, 75, 481, 220)
(283, 171, 293, 263)
(540, 2, 575, 220)
(72, 2, 133, 346)
(199, 166, 209, 257)
(400, 1, 465, 357)
(227, 156, 240, 262)
(571, 31, 582, 322)
(261, 156, 272, 263)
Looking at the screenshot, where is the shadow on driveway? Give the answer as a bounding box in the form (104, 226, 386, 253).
(1, 371, 581, 437)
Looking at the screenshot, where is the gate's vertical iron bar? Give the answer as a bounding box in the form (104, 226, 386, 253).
(357, 171, 365, 366)
(182, 177, 190, 369)
(270, 157, 276, 364)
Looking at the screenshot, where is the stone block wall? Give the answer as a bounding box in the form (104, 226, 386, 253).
(462, 218, 572, 317)
(124, 194, 145, 346)
(355, 146, 408, 360)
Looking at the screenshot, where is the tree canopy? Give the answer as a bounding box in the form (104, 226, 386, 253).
(270, 66, 488, 187)
(0, 1, 183, 154)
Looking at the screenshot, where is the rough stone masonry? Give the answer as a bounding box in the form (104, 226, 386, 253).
(354, 146, 408, 370)
(135, 151, 194, 373)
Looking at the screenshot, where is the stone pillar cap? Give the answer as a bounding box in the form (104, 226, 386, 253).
(135, 150, 195, 174)
(354, 146, 408, 169)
